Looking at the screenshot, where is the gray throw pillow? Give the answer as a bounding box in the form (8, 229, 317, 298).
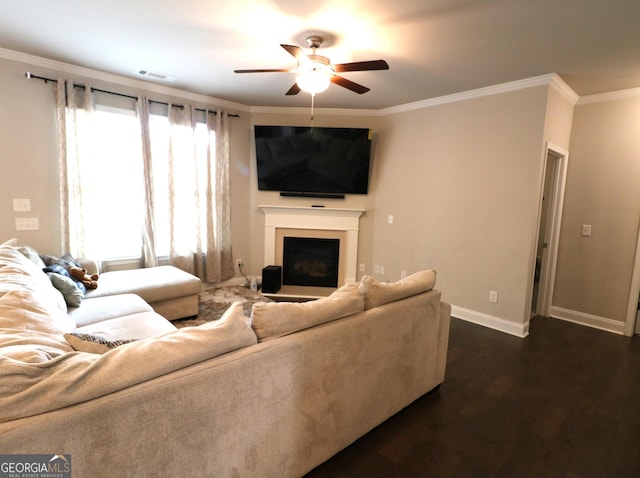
(47, 272, 84, 307)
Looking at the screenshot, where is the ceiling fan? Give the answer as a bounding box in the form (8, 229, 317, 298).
(234, 35, 389, 96)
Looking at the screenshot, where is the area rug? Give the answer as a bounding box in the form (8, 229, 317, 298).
(173, 285, 272, 328)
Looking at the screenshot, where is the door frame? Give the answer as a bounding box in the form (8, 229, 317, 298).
(533, 142, 569, 318)
(623, 223, 640, 336)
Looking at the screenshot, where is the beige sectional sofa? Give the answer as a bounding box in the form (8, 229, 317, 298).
(0, 240, 451, 478)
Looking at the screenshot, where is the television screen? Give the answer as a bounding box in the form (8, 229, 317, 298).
(254, 126, 372, 195)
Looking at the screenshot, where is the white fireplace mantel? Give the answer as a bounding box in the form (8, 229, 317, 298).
(259, 205, 365, 285)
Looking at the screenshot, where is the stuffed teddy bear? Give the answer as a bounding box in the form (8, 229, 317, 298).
(69, 266, 99, 289)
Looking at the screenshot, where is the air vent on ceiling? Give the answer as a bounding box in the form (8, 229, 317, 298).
(137, 70, 176, 82)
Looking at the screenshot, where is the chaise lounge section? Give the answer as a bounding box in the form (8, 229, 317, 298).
(80, 262, 203, 320)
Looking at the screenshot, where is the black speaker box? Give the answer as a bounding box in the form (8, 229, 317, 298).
(261, 265, 282, 293)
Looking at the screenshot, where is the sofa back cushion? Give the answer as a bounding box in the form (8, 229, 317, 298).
(251, 282, 364, 342)
(359, 270, 437, 310)
(0, 243, 74, 336)
(0, 301, 258, 422)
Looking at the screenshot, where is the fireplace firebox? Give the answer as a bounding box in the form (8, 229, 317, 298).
(282, 237, 340, 288)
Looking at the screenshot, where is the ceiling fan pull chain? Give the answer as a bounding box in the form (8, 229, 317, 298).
(311, 93, 315, 125)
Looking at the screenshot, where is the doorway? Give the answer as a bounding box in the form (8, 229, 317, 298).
(531, 143, 568, 318)
(624, 222, 640, 336)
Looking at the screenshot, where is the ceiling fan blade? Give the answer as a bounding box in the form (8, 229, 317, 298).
(280, 44, 309, 63)
(333, 60, 390, 72)
(285, 83, 301, 95)
(234, 68, 291, 73)
(331, 75, 370, 94)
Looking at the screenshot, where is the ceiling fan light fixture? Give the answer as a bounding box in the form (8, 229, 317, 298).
(296, 62, 332, 95)
(234, 35, 389, 97)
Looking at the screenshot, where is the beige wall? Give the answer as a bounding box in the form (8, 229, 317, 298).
(554, 94, 640, 324)
(0, 58, 60, 254)
(371, 87, 553, 331)
(542, 85, 576, 149)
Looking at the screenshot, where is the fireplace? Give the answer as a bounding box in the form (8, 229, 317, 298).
(283, 237, 340, 288)
(259, 205, 365, 297)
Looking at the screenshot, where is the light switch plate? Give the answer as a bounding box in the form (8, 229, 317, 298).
(15, 217, 39, 231)
(13, 199, 31, 212)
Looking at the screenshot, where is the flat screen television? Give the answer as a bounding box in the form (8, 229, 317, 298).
(254, 125, 372, 196)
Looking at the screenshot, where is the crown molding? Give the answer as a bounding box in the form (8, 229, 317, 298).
(577, 86, 640, 105)
(548, 73, 579, 104)
(0, 47, 250, 112)
(380, 74, 577, 115)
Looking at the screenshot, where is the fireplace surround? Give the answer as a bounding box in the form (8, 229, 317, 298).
(259, 206, 365, 297)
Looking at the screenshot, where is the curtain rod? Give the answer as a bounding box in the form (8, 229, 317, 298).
(25, 72, 240, 118)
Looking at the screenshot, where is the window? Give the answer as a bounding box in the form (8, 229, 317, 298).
(71, 104, 215, 262)
(149, 113, 213, 257)
(83, 106, 144, 259)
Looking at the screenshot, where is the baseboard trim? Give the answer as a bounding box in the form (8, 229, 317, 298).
(451, 306, 529, 338)
(550, 306, 625, 335)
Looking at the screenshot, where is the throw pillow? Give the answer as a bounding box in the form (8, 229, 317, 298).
(16, 245, 46, 268)
(359, 270, 437, 310)
(251, 282, 364, 341)
(43, 261, 87, 295)
(47, 272, 84, 307)
(64, 332, 137, 354)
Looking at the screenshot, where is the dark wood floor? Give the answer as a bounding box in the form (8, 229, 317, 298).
(305, 316, 640, 478)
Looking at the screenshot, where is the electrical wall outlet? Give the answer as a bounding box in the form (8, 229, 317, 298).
(401, 270, 407, 279)
(489, 290, 498, 303)
(359, 263, 365, 272)
(380, 265, 385, 274)
(236, 258, 243, 267)
(374, 264, 380, 274)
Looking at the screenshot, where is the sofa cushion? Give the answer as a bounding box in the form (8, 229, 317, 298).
(65, 332, 137, 354)
(0, 243, 74, 336)
(76, 311, 177, 341)
(251, 282, 364, 341)
(69, 294, 153, 328)
(359, 270, 437, 310)
(0, 301, 258, 422)
(0, 330, 73, 362)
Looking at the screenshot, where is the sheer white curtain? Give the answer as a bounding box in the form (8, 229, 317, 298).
(55, 81, 235, 282)
(165, 103, 201, 274)
(137, 96, 157, 268)
(162, 104, 234, 282)
(206, 108, 234, 281)
(55, 79, 96, 259)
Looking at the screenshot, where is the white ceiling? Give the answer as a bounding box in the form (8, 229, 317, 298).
(2, 0, 639, 109)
